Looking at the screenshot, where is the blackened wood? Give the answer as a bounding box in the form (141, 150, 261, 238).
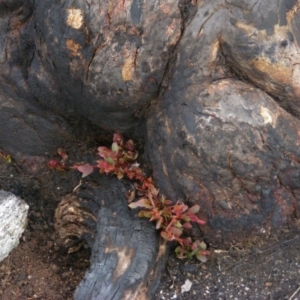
(55, 176, 169, 300)
(1, 0, 300, 298)
(146, 0, 300, 246)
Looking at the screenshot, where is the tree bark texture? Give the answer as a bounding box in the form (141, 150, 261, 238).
(1, 0, 300, 298)
(146, 0, 300, 245)
(55, 175, 169, 300)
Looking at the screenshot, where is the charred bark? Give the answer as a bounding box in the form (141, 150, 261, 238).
(55, 175, 169, 300)
(146, 0, 300, 246)
(1, 0, 300, 298)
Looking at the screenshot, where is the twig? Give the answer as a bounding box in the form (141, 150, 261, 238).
(289, 286, 300, 300)
(73, 180, 82, 192)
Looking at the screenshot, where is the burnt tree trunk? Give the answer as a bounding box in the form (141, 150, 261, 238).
(55, 176, 169, 300)
(1, 0, 300, 299)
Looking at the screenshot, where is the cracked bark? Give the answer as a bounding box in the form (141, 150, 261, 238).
(55, 175, 169, 300)
(1, 0, 300, 299)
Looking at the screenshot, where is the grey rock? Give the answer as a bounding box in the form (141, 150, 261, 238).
(0, 190, 29, 262)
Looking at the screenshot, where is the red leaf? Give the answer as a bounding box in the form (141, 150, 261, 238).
(113, 133, 124, 145)
(187, 214, 206, 225)
(149, 209, 161, 222)
(196, 251, 209, 262)
(74, 163, 94, 177)
(183, 222, 192, 229)
(47, 160, 65, 171)
(181, 237, 192, 246)
(97, 146, 112, 158)
(200, 250, 210, 256)
(97, 160, 115, 173)
(196, 219, 206, 225)
(172, 203, 188, 215)
(47, 160, 58, 168)
(125, 168, 136, 180)
(125, 139, 135, 151)
(191, 242, 198, 250)
(169, 226, 183, 237)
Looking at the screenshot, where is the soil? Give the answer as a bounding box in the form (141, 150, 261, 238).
(155, 226, 300, 300)
(0, 149, 299, 300)
(0, 149, 91, 300)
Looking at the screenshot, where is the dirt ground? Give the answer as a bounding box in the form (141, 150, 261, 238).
(0, 150, 299, 300)
(155, 226, 300, 300)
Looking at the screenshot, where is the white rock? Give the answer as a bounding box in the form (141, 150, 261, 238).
(0, 190, 29, 262)
(181, 279, 192, 294)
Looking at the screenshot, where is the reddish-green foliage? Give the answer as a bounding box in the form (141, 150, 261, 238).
(175, 240, 209, 262)
(48, 133, 209, 261)
(47, 159, 65, 171)
(47, 148, 68, 171)
(73, 163, 94, 177)
(97, 133, 139, 179)
(95, 134, 209, 262)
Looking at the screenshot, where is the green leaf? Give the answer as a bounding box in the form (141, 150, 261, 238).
(128, 202, 138, 209)
(198, 241, 207, 250)
(175, 246, 182, 255)
(156, 217, 163, 229)
(138, 210, 152, 218)
(5, 155, 11, 163)
(173, 221, 183, 228)
(104, 157, 115, 165)
(175, 246, 187, 259)
(181, 216, 191, 223)
(169, 226, 183, 237)
(196, 253, 208, 263)
(128, 198, 152, 209)
(111, 142, 119, 153)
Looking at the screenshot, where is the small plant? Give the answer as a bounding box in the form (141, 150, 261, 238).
(0, 151, 11, 163)
(93, 133, 209, 262)
(49, 134, 209, 261)
(175, 239, 209, 262)
(47, 148, 68, 171)
(47, 159, 65, 171)
(97, 133, 139, 179)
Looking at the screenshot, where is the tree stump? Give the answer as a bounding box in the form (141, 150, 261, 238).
(1, 0, 300, 298)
